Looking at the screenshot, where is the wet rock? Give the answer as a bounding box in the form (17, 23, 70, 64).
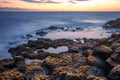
(32, 74, 53, 80)
(93, 45, 113, 60)
(0, 59, 15, 70)
(86, 66, 105, 77)
(108, 64, 120, 80)
(14, 56, 25, 67)
(26, 34, 33, 38)
(0, 69, 25, 80)
(105, 48, 120, 73)
(103, 18, 120, 28)
(36, 30, 48, 36)
(28, 52, 57, 59)
(87, 56, 105, 68)
(47, 26, 58, 30)
(111, 43, 120, 50)
(8, 45, 32, 57)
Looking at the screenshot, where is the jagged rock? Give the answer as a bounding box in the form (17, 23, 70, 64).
(108, 64, 120, 80)
(103, 18, 120, 28)
(93, 45, 113, 60)
(0, 69, 25, 80)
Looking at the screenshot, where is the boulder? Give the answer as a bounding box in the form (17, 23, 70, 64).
(87, 56, 105, 68)
(93, 45, 113, 60)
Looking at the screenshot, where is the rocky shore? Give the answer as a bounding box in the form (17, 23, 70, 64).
(0, 18, 120, 80)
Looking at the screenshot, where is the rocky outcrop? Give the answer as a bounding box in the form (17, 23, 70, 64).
(103, 18, 120, 28)
(1, 27, 120, 80)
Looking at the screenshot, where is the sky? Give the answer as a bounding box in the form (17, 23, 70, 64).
(0, 0, 120, 11)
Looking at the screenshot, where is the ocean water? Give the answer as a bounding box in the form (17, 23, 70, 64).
(0, 12, 120, 59)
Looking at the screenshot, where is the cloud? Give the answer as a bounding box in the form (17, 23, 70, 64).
(0, 7, 32, 11)
(1, 1, 11, 3)
(22, 0, 90, 4)
(22, 0, 60, 4)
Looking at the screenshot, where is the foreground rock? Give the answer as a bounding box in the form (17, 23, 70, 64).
(103, 18, 120, 28)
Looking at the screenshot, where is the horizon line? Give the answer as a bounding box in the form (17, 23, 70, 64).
(0, 10, 120, 12)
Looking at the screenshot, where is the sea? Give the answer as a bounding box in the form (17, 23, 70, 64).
(0, 12, 120, 60)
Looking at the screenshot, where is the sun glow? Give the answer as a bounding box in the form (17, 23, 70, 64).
(0, 0, 120, 11)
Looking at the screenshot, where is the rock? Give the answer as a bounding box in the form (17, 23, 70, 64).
(32, 74, 53, 80)
(43, 54, 72, 69)
(43, 53, 87, 71)
(103, 18, 120, 28)
(25, 62, 43, 80)
(108, 64, 120, 80)
(53, 65, 105, 80)
(0, 59, 15, 69)
(0, 69, 25, 80)
(25, 62, 43, 74)
(93, 45, 113, 60)
(53, 66, 86, 80)
(36, 30, 48, 36)
(14, 56, 26, 73)
(111, 43, 120, 50)
(47, 26, 58, 30)
(26, 34, 33, 38)
(87, 75, 107, 80)
(105, 47, 120, 73)
(87, 56, 105, 68)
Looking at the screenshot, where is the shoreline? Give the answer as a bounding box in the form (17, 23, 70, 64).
(0, 18, 120, 80)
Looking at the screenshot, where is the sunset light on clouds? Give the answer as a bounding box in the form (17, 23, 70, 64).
(0, 0, 120, 11)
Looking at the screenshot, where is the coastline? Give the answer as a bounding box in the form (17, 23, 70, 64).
(0, 18, 120, 80)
